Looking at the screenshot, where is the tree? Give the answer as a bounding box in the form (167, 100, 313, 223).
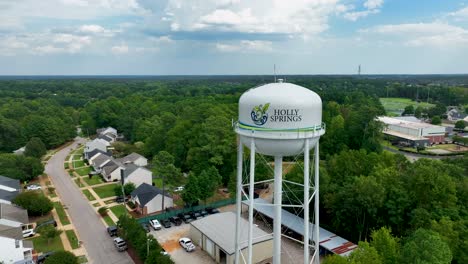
(37, 225, 62, 245)
(114, 183, 136, 197)
(197, 170, 216, 204)
(414, 106, 423, 118)
(370, 227, 400, 264)
(401, 228, 452, 264)
(322, 255, 348, 264)
(431, 115, 442, 125)
(12, 191, 53, 216)
(0, 154, 44, 182)
(349, 241, 382, 264)
(44, 251, 78, 264)
(151, 151, 182, 186)
(181, 174, 200, 206)
(454, 120, 466, 130)
(24, 137, 47, 158)
(402, 105, 414, 116)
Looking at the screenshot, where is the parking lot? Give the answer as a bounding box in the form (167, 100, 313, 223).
(149, 220, 215, 264)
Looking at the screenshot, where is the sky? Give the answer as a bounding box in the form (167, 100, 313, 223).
(1, 0, 468, 75)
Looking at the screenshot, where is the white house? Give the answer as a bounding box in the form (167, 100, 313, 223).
(122, 164, 152, 187)
(116, 153, 148, 167)
(91, 153, 112, 172)
(0, 225, 34, 264)
(85, 138, 110, 154)
(101, 161, 124, 182)
(84, 148, 108, 161)
(0, 176, 20, 205)
(130, 183, 173, 215)
(97, 127, 118, 138)
(0, 204, 28, 228)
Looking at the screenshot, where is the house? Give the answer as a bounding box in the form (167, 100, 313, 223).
(122, 164, 152, 187)
(0, 203, 29, 228)
(101, 161, 124, 182)
(84, 148, 109, 161)
(116, 153, 148, 167)
(84, 138, 110, 154)
(0, 225, 34, 264)
(12, 147, 25, 156)
(96, 127, 118, 139)
(130, 183, 173, 215)
(97, 134, 114, 143)
(0, 176, 20, 205)
(447, 107, 467, 121)
(189, 212, 273, 264)
(91, 153, 112, 172)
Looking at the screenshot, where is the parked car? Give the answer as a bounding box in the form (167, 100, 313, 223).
(169, 216, 182, 226)
(200, 210, 208, 217)
(113, 237, 128, 252)
(107, 226, 118, 237)
(189, 211, 202, 220)
(149, 219, 162, 230)
(22, 229, 35, 238)
(35, 219, 57, 231)
(37, 251, 55, 264)
(206, 207, 220, 214)
(161, 219, 171, 228)
(115, 196, 128, 203)
(25, 184, 41, 191)
(179, 237, 196, 252)
(141, 223, 150, 233)
(177, 213, 192, 224)
(173, 186, 184, 192)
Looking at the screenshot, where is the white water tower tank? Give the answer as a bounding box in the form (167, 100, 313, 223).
(235, 81, 324, 156)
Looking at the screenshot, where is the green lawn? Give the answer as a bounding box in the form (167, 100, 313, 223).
(93, 184, 117, 199)
(64, 162, 69, 169)
(82, 175, 104, 186)
(29, 235, 64, 254)
(68, 170, 75, 177)
(72, 154, 82, 161)
(78, 256, 88, 264)
(75, 148, 84, 155)
(53, 202, 70, 225)
(110, 205, 127, 219)
(65, 230, 80, 249)
(93, 202, 101, 207)
(380, 97, 435, 115)
(152, 178, 163, 188)
(74, 178, 84, 188)
(82, 189, 96, 201)
(102, 215, 115, 226)
(72, 160, 85, 168)
(75, 167, 92, 177)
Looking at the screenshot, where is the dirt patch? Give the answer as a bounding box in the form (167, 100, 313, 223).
(162, 239, 180, 253)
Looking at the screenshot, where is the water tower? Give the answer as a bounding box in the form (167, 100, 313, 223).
(234, 80, 325, 264)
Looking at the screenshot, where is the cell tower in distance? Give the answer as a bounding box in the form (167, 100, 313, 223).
(358, 64, 361, 76)
(234, 79, 325, 264)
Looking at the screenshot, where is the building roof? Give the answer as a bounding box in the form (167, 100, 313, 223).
(377, 116, 444, 130)
(13, 146, 25, 155)
(122, 164, 151, 179)
(93, 153, 112, 168)
(190, 211, 273, 255)
(97, 127, 117, 136)
(98, 134, 114, 142)
(102, 161, 120, 176)
(393, 116, 422, 123)
(116, 153, 146, 165)
(131, 183, 171, 206)
(0, 175, 20, 190)
(244, 198, 357, 257)
(0, 203, 28, 224)
(0, 224, 22, 240)
(85, 149, 108, 160)
(0, 189, 20, 202)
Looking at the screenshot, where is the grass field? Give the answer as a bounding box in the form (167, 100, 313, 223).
(82, 189, 96, 201)
(29, 235, 64, 253)
(65, 230, 80, 249)
(380, 97, 435, 115)
(75, 167, 92, 176)
(74, 178, 84, 188)
(72, 160, 85, 168)
(93, 184, 117, 199)
(102, 215, 115, 226)
(53, 202, 70, 225)
(72, 154, 82, 161)
(110, 205, 127, 219)
(82, 175, 104, 185)
(64, 162, 69, 169)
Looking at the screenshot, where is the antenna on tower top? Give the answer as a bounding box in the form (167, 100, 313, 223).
(274, 64, 277, 82)
(358, 64, 361, 76)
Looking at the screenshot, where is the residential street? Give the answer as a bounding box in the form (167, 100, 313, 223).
(45, 137, 134, 264)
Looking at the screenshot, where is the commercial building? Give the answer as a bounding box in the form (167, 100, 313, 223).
(190, 212, 273, 264)
(377, 116, 446, 147)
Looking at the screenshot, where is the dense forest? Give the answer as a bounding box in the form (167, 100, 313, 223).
(0, 76, 466, 263)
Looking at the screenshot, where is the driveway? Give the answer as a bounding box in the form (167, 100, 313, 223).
(45, 137, 133, 264)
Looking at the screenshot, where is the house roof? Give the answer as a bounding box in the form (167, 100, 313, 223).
(102, 161, 120, 176)
(97, 127, 117, 136)
(116, 153, 146, 164)
(0, 203, 28, 224)
(122, 164, 151, 179)
(0, 189, 19, 202)
(93, 153, 112, 168)
(98, 134, 113, 142)
(190, 212, 272, 255)
(131, 183, 171, 206)
(0, 224, 22, 240)
(0, 175, 20, 190)
(85, 149, 107, 160)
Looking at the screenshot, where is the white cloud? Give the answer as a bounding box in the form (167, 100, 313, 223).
(216, 40, 272, 53)
(448, 6, 468, 21)
(150, 36, 173, 43)
(364, 0, 384, 10)
(111, 44, 129, 54)
(78, 24, 115, 37)
(343, 0, 384, 21)
(33, 45, 66, 54)
(343, 9, 379, 21)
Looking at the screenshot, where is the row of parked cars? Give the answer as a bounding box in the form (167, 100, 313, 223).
(145, 207, 221, 232)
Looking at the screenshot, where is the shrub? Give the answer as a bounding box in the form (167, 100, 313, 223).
(127, 201, 136, 209)
(13, 192, 53, 216)
(98, 206, 108, 216)
(44, 251, 78, 264)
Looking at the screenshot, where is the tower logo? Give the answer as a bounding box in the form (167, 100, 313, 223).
(251, 103, 270, 126)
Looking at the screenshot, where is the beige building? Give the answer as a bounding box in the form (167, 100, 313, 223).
(190, 212, 273, 264)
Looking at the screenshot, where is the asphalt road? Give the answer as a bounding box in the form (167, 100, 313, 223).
(45, 137, 133, 264)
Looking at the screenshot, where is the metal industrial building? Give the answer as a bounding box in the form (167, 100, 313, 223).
(189, 212, 273, 264)
(377, 116, 446, 146)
